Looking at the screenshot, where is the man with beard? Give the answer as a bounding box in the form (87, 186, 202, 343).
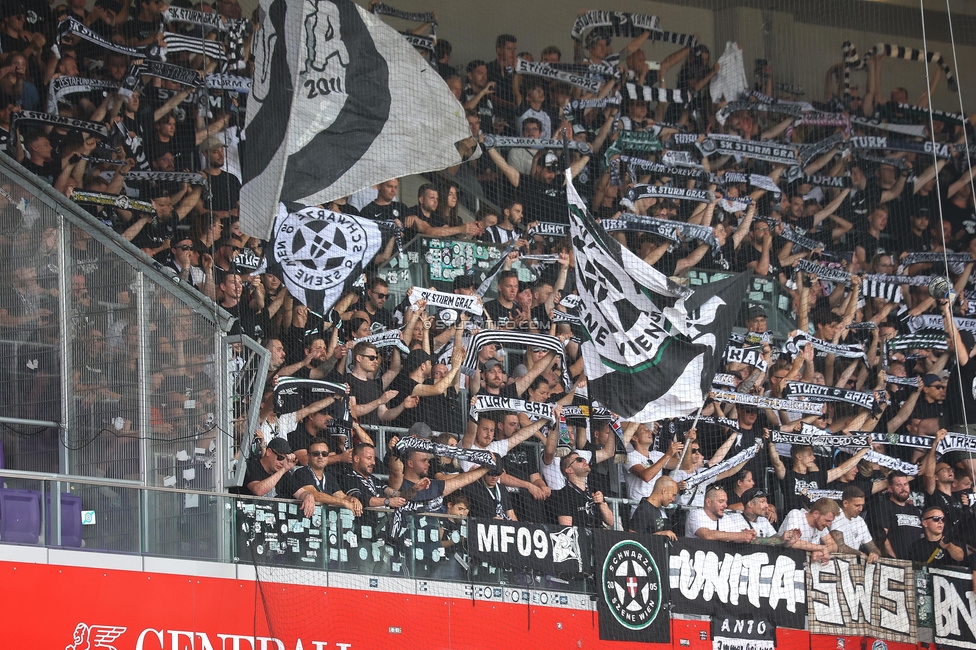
(869, 471, 923, 559)
(553, 450, 614, 528)
(395, 448, 489, 514)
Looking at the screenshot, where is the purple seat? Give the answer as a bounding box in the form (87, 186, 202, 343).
(45, 493, 83, 548)
(0, 489, 41, 544)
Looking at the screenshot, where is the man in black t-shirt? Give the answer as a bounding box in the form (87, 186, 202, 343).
(280, 440, 361, 515)
(360, 178, 408, 266)
(463, 468, 516, 520)
(347, 341, 412, 426)
(552, 451, 614, 529)
(483, 270, 526, 330)
(486, 148, 590, 225)
(869, 471, 923, 559)
(628, 476, 677, 539)
(905, 506, 964, 566)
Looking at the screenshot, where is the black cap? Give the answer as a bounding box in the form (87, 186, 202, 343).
(267, 438, 292, 455)
(741, 487, 767, 504)
(406, 349, 431, 372)
(747, 305, 767, 320)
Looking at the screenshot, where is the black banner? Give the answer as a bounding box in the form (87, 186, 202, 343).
(932, 566, 976, 650)
(594, 531, 670, 643)
(468, 518, 589, 576)
(668, 538, 807, 629)
(236, 499, 322, 565)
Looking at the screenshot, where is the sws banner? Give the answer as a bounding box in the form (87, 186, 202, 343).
(807, 555, 916, 644)
(668, 538, 807, 629)
(468, 519, 589, 576)
(931, 566, 976, 650)
(594, 531, 670, 643)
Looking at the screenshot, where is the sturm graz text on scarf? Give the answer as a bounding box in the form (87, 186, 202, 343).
(408, 287, 483, 316)
(515, 58, 601, 93)
(394, 436, 498, 470)
(483, 135, 591, 154)
(698, 135, 798, 165)
(783, 381, 877, 410)
(11, 111, 109, 138)
(710, 390, 825, 415)
(470, 395, 557, 424)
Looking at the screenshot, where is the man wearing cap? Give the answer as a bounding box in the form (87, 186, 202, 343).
(463, 466, 517, 520)
(166, 235, 206, 289)
(741, 487, 799, 546)
(685, 485, 755, 543)
(477, 354, 552, 400)
(487, 146, 589, 224)
(243, 438, 315, 515)
(628, 476, 678, 540)
(912, 373, 947, 435)
(830, 486, 881, 562)
(200, 135, 240, 219)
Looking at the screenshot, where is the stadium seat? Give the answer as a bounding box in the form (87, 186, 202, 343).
(45, 493, 84, 548)
(0, 489, 42, 545)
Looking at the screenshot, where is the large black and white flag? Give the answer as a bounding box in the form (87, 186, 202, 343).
(260, 204, 382, 314)
(567, 172, 750, 421)
(240, 0, 477, 239)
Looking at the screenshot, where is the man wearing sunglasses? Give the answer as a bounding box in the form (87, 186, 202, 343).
(243, 438, 316, 516)
(280, 440, 362, 517)
(166, 235, 205, 288)
(553, 452, 613, 529)
(905, 506, 965, 566)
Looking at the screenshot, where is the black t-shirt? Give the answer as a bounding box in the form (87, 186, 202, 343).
(282, 465, 340, 499)
(905, 536, 963, 566)
(553, 482, 602, 528)
(926, 489, 964, 530)
(629, 499, 671, 534)
(400, 477, 447, 513)
(387, 375, 420, 429)
(360, 200, 408, 222)
(207, 170, 242, 213)
(463, 480, 514, 519)
(483, 298, 523, 330)
(347, 374, 383, 426)
(941, 197, 976, 239)
(874, 498, 923, 559)
(842, 181, 883, 225)
(779, 467, 828, 514)
(503, 440, 540, 483)
(519, 176, 567, 224)
(243, 456, 276, 497)
(946, 354, 976, 428)
(121, 16, 162, 43)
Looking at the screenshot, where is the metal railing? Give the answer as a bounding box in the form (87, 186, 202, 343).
(0, 152, 269, 549)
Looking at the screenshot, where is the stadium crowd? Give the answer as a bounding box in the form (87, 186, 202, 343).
(4, 0, 976, 572)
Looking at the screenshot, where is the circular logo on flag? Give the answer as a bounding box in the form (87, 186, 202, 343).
(275, 208, 368, 291)
(601, 540, 663, 631)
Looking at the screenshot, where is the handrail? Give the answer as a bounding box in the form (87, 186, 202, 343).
(0, 151, 235, 331)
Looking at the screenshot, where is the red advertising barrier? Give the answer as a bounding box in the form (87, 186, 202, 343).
(0, 557, 926, 650)
(0, 560, 668, 650)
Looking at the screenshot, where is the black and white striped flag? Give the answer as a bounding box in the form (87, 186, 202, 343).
(240, 0, 477, 239)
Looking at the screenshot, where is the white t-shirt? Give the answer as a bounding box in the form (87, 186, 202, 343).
(780, 508, 828, 545)
(259, 411, 298, 443)
(685, 508, 749, 538)
(830, 512, 872, 552)
(744, 515, 778, 538)
(460, 439, 509, 471)
(625, 447, 665, 506)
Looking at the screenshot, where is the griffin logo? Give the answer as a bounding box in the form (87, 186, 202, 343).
(65, 623, 126, 650)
